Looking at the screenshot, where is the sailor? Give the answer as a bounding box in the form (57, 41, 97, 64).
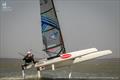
(21, 50, 36, 70)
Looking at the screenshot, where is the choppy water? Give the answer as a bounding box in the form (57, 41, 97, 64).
(0, 58, 120, 80)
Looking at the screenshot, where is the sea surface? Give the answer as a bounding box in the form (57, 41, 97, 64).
(0, 58, 120, 80)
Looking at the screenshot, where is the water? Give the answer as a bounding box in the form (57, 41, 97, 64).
(0, 58, 120, 80)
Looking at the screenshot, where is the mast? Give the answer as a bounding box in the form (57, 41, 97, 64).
(40, 0, 66, 59)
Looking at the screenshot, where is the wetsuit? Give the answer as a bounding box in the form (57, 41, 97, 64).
(22, 54, 36, 69)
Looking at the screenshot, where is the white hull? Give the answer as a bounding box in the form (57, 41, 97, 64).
(35, 48, 112, 68)
(73, 50, 112, 63)
(35, 48, 98, 67)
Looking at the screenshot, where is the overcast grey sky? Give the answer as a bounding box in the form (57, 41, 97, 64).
(0, 0, 120, 59)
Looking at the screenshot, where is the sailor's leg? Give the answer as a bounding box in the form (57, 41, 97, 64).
(21, 65, 25, 79)
(37, 67, 41, 79)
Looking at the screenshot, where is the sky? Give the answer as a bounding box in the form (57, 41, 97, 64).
(0, 0, 120, 59)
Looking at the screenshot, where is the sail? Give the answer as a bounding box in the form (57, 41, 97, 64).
(40, 0, 66, 59)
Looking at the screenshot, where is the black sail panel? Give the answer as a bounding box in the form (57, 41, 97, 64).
(40, 0, 66, 59)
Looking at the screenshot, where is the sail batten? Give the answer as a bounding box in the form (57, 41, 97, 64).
(40, 0, 66, 59)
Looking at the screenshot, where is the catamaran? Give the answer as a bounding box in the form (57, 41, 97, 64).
(21, 0, 112, 79)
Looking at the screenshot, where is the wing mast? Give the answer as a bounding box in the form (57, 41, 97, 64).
(40, 0, 66, 59)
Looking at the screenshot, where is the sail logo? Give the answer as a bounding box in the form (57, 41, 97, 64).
(49, 32, 58, 40)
